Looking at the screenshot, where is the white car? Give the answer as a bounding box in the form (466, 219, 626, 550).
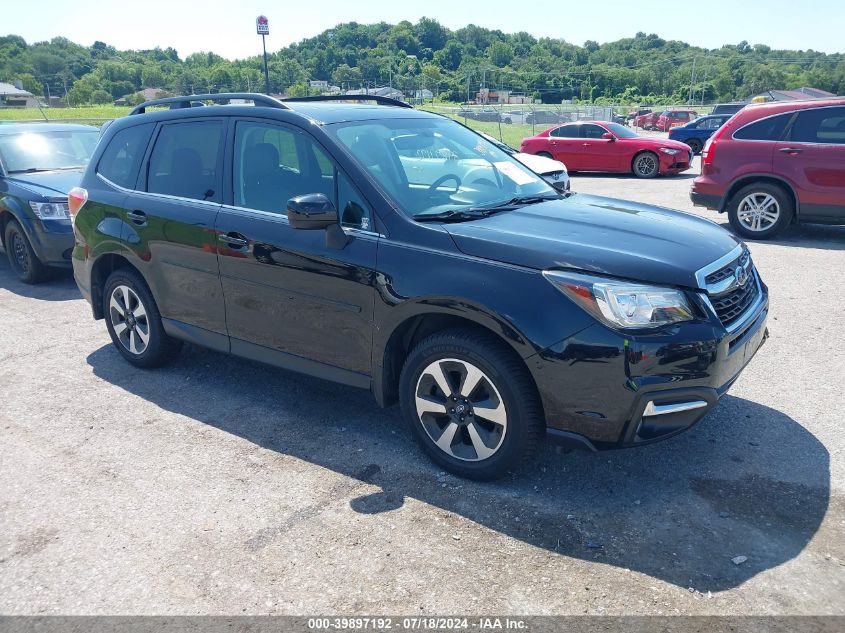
(480, 133, 570, 193)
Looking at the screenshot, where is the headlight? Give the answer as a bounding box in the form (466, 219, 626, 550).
(543, 270, 694, 330)
(29, 200, 70, 220)
(658, 147, 680, 155)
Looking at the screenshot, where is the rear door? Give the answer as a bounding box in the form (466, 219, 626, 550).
(775, 105, 845, 222)
(546, 125, 583, 168)
(122, 118, 228, 340)
(215, 118, 378, 379)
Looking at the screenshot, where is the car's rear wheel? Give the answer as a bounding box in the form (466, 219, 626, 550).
(728, 182, 794, 239)
(4, 219, 47, 284)
(632, 152, 660, 178)
(685, 138, 703, 154)
(399, 328, 544, 480)
(103, 268, 182, 368)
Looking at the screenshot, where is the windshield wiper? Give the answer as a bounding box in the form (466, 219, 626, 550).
(7, 166, 81, 174)
(413, 209, 493, 223)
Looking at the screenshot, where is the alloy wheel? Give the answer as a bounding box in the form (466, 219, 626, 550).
(10, 231, 30, 275)
(634, 154, 658, 177)
(737, 193, 780, 232)
(109, 285, 151, 355)
(414, 358, 508, 462)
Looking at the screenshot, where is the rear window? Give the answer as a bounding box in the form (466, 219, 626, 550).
(146, 120, 224, 202)
(96, 123, 153, 189)
(789, 106, 845, 145)
(733, 113, 793, 141)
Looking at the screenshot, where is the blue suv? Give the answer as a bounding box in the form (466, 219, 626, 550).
(668, 114, 732, 155)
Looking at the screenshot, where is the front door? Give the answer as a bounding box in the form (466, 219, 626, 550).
(775, 105, 845, 222)
(123, 118, 227, 338)
(216, 119, 378, 381)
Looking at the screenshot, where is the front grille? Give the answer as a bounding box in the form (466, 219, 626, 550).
(703, 250, 759, 329)
(710, 277, 759, 327)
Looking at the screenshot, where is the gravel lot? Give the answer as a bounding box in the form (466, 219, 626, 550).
(1, 155, 843, 616)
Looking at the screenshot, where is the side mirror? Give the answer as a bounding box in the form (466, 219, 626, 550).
(287, 193, 338, 229)
(602, 132, 616, 141)
(286, 193, 351, 249)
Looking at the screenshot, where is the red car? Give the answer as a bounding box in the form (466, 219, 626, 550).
(520, 121, 693, 178)
(691, 98, 845, 239)
(634, 111, 661, 129)
(654, 109, 699, 132)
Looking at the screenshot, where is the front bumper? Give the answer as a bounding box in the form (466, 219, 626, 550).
(16, 215, 74, 267)
(533, 285, 769, 450)
(659, 151, 693, 174)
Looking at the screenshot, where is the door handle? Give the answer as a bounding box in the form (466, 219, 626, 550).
(778, 147, 803, 154)
(127, 210, 147, 225)
(218, 232, 248, 248)
(582, 143, 591, 147)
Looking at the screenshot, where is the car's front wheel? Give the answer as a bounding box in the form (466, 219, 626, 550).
(103, 268, 182, 368)
(727, 182, 794, 239)
(632, 151, 660, 178)
(4, 219, 47, 284)
(399, 328, 544, 480)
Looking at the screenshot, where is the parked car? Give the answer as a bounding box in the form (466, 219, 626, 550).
(633, 111, 661, 129)
(0, 123, 99, 283)
(691, 97, 845, 239)
(520, 121, 693, 178)
(526, 110, 566, 125)
(654, 109, 699, 132)
(500, 110, 527, 125)
(668, 114, 732, 154)
(627, 108, 652, 123)
(711, 102, 746, 116)
(71, 93, 768, 480)
(479, 132, 570, 192)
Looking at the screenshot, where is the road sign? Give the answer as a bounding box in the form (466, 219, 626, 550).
(256, 15, 269, 35)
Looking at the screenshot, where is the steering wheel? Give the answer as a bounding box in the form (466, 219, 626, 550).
(427, 174, 462, 195)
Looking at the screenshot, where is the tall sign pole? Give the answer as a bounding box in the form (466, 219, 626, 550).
(256, 15, 270, 94)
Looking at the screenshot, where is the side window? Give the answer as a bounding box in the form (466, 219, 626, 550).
(338, 171, 373, 231)
(580, 124, 606, 139)
(146, 121, 223, 201)
(233, 121, 335, 214)
(789, 107, 845, 145)
(734, 113, 793, 141)
(550, 126, 576, 138)
(96, 123, 153, 189)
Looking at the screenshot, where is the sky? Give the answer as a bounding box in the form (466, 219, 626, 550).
(5, 0, 845, 58)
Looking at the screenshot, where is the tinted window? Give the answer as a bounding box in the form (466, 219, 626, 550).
(789, 107, 845, 145)
(97, 123, 153, 189)
(233, 121, 334, 214)
(550, 126, 577, 138)
(580, 124, 607, 139)
(146, 121, 223, 201)
(733, 113, 793, 141)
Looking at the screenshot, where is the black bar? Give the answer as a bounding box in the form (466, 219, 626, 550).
(129, 93, 288, 115)
(282, 94, 412, 108)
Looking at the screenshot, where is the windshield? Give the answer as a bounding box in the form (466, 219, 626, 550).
(328, 117, 556, 219)
(0, 129, 98, 173)
(603, 123, 639, 139)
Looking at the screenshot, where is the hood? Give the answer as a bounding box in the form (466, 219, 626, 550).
(514, 152, 567, 175)
(444, 193, 740, 289)
(4, 169, 84, 199)
(622, 136, 691, 151)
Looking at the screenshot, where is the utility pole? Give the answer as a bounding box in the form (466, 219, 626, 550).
(688, 56, 697, 104)
(256, 15, 271, 94)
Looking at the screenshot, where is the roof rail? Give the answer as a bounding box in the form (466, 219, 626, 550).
(282, 94, 413, 109)
(129, 93, 289, 115)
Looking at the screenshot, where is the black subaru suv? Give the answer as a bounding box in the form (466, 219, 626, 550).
(70, 93, 769, 480)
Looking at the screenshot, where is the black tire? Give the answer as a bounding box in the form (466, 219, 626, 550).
(399, 328, 544, 480)
(685, 138, 703, 154)
(727, 182, 794, 240)
(632, 151, 660, 178)
(102, 268, 182, 368)
(4, 219, 47, 284)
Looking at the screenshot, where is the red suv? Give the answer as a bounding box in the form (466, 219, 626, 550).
(655, 110, 699, 132)
(691, 98, 845, 239)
